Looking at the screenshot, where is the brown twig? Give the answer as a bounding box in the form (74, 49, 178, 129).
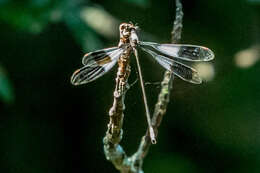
(103, 47, 132, 173)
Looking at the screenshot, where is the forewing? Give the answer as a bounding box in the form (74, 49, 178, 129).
(141, 47, 202, 84)
(139, 41, 214, 62)
(71, 48, 123, 85)
(82, 47, 120, 65)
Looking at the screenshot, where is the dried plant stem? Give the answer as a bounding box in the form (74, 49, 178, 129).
(134, 0, 183, 163)
(103, 0, 183, 172)
(172, 0, 183, 44)
(103, 47, 131, 165)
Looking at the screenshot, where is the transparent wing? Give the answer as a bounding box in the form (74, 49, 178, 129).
(71, 48, 123, 85)
(82, 47, 120, 65)
(139, 41, 214, 62)
(140, 47, 202, 84)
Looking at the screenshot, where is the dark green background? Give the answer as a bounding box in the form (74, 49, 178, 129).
(0, 0, 260, 172)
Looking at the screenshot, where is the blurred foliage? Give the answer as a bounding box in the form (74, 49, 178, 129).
(248, 0, 260, 4)
(123, 0, 150, 7)
(0, 0, 58, 33)
(0, 0, 103, 50)
(0, 0, 260, 173)
(0, 65, 14, 104)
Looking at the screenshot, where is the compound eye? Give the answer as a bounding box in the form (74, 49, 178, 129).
(120, 24, 126, 30)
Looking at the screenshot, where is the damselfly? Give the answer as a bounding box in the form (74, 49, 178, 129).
(71, 23, 214, 144)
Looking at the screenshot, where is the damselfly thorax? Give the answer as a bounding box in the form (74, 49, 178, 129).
(70, 22, 214, 144)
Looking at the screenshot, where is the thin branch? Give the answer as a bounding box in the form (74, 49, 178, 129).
(131, 0, 184, 170)
(171, 0, 184, 43)
(103, 0, 183, 172)
(103, 47, 132, 173)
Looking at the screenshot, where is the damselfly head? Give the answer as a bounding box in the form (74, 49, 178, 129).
(119, 23, 137, 39)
